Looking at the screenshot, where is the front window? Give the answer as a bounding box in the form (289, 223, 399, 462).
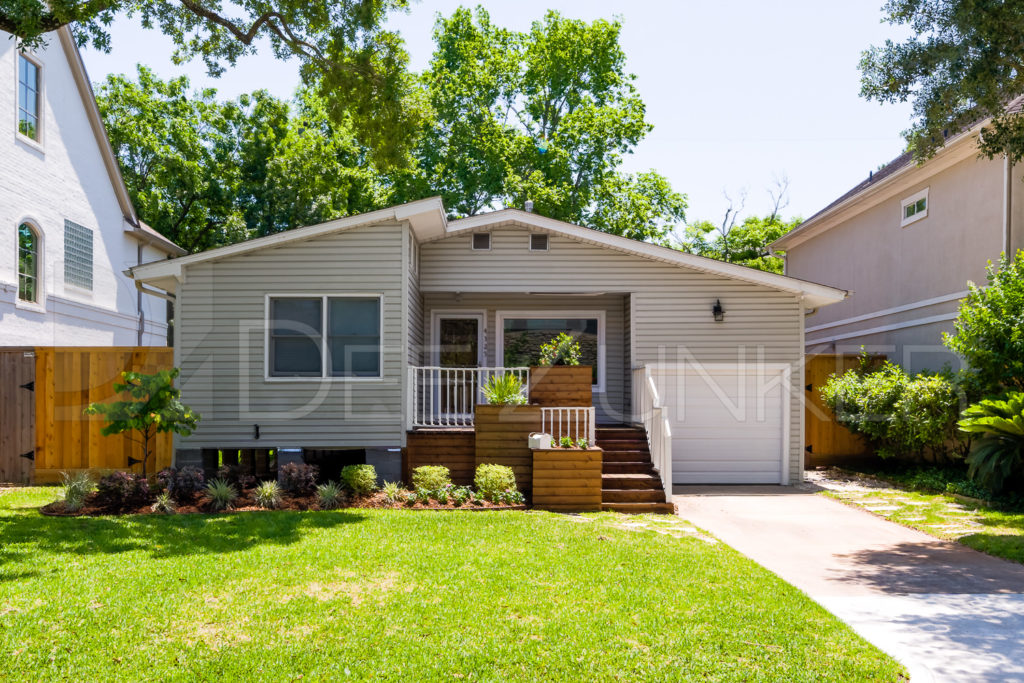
(268, 296, 381, 378)
(17, 223, 39, 302)
(501, 316, 601, 387)
(18, 54, 40, 141)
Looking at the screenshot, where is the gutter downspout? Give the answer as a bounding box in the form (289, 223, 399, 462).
(136, 243, 145, 345)
(1003, 154, 1014, 259)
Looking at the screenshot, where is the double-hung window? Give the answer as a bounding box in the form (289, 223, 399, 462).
(17, 54, 41, 141)
(268, 296, 382, 378)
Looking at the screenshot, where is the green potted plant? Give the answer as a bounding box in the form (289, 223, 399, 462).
(529, 333, 593, 407)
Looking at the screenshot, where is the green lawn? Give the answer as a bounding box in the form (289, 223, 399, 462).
(0, 488, 903, 681)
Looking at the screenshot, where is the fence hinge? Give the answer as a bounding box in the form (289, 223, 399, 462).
(805, 383, 812, 392)
(19, 380, 34, 392)
(126, 456, 142, 467)
(19, 450, 34, 461)
(805, 444, 813, 454)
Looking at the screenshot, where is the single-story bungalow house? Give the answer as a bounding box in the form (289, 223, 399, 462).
(130, 198, 844, 510)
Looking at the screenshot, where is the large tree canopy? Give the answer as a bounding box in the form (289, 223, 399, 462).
(394, 8, 686, 243)
(1, 0, 424, 167)
(860, 0, 1024, 161)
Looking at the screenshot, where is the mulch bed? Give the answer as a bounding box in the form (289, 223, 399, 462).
(39, 489, 526, 517)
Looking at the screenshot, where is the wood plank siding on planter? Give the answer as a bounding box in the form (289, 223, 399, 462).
(528, 366, 593, 407)
(474, 404, 542, 494)
(404, 430, 476, 486)
(532, 448, 603, 511)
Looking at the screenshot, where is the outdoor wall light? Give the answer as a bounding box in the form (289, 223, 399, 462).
(712, 299, 725, 322)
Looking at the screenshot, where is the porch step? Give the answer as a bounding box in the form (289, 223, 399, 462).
(602, 461, 657, 475)
(602, 488, 667, 503)
(602, 473, 663, 490)
(596, 428, 648, 441)
(600, 449, 652, 462)
(601, 501, 677, 515)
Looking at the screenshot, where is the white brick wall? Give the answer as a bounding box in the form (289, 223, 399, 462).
(0, 30, 169, 347)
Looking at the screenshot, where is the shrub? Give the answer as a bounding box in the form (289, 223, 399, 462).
(59, 471, 94, 513)
(205, 478, 238, 511)
(216, 465, 256, 491)
(340, 464, 377, 495)
(412, 466, 451, 491)
(157, 466, 205, 500)
(151, 492, 177, 514)
(475, 464, 517, 501)
(381, 480, 402, 503)
(820, 359, 963, 460)
(317, 481, 345, 509)
(96, 471, 151, 507)
(481, 373, 527, 406)
(254, 480, 282, 509)
(279, 462, 319, 495)
(435, 486, 450, 504)
(944, 252, 1024, 392)
(958, 393, 1024, 492)
(538, 332, 581, 366)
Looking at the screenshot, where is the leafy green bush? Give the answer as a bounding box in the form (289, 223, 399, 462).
(412, 466, 451, 491)
(279, 462, 319, 495)
(474, 464, 517, 502)
(205, 478, 238, 511)
(538, 332, 581, 366)
(958, 394, 1024, 492)
(481, 373, 527, 405)
(151, 492, 177, 514)
(944, 252, 1024, 392)
(59, 471, 94, 513)
(254, 480, 283, 509)
(316, 481, 345, 509)
(820, 360, 963, 460)
(340, 464, 377, 495)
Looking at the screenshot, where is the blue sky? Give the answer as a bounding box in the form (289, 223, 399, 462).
(79, 1, 913, 225)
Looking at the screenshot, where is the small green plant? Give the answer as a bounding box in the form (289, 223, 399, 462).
(151, 491, 177, 514)
(254, 480, 283, 509)
(481, 373, 527, 405)
(316, 481, 345, 509)
(452, 486, 471, 507)
(403, 491, 417, 506)
(435, 487, 450, 504)
(576, 438, 589, 449)
(538, 332, 581, 366)
(381, 480, 402, 503)
(205, 478, 238, 511)
(559, 436, 574, 448)
(83, 368, 200, 476)
(958, 393, 1024, 491)
(475, 464, 517, 501)
(59, 471, 94, 513)
(341, 464, 378, 496)
(412, 466, 451, 491)
(415, 487, 431, 504)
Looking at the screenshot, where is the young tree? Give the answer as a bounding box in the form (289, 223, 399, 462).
(1, 0, 424, 167)
(860, 0, 1024, 161)
(85, 369, 200, 477)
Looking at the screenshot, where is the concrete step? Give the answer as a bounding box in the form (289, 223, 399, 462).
(601, 501, 676, 515)
(602, 488, 667, 503)
(602, 473, 664, 490)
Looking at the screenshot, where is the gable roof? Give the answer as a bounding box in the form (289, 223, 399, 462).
(130, 199, 845, 308)
(54, 28, 185, 257)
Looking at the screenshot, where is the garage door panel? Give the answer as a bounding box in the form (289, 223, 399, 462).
(675, 439, 783, 459)
(675, 471, 782, 484)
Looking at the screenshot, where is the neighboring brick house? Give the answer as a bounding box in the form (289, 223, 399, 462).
(0, 27, 184, 347)
(772, 117, 1024, 373)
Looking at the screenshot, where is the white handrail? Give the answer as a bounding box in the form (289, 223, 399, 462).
(632, 366, 673, 503)
(540, 406, 596, 446)
(409, 366, 530, 428)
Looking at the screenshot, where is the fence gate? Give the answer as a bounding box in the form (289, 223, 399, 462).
(0, 350, 36, 483)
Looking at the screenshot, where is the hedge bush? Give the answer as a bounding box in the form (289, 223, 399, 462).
(340, 464, 378, 496)
(474, 464, 517, 502)
(412, 466, 451, 491)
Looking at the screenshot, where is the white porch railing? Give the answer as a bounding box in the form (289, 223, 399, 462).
(541, 406, 597, 446)
(632, 366, 673, 503)
(407, 366, 530, 428)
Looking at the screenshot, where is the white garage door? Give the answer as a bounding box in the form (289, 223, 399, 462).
(651, 365, 790, 485)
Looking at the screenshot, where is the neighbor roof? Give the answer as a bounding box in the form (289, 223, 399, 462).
(130, 198, 845, 308)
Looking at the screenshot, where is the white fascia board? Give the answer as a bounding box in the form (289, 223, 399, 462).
(445, 210, 847, 308)
(130, 197, 446, 285)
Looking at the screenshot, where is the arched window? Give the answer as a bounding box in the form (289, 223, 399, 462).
(17, 223, 39, 303)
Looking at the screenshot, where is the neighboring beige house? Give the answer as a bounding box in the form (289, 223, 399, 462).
(773, 122, 1024, 373)
(130, 199, 844, 496)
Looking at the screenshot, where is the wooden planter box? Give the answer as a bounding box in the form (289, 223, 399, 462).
(529, 365, 593, 407)
(474, 404, 542, 494)
(532, 448, 603, 512)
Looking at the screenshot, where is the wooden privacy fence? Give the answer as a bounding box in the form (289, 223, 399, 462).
(0, 347, 175, 484)
(804, 354, 871, 467)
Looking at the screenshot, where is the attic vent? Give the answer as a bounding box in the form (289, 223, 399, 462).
(472, 233, 491, 250)
(530, 233, 549, 251)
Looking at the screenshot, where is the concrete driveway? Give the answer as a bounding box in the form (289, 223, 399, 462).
(674, 485, 1024, 682)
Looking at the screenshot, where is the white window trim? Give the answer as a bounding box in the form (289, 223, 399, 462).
(471, 232, 491, 251)
(495, 310, 606, 393)
(14, 50, 44, 151)
(14, 217, 45, 312)
(263, 293, 384, 382)
(430, 311, 486, 366)
(900, 187, 929, 227)
(529, 233, 549, 252)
